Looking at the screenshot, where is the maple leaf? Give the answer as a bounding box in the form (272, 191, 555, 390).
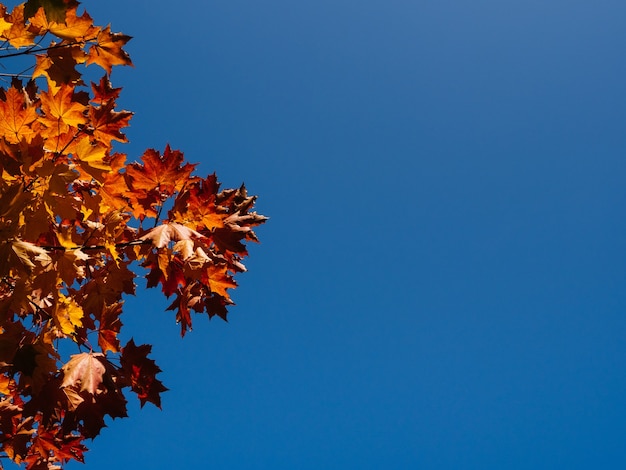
(203, 263, 237, 301)
(60, 354, 128, 438)
(11, 338, 58, 395)
(2, 239, 51, 276)
(76, 259, 135, 318)
(170, 175, 228, 231)
(120, 339, 167, 408)
(39, 84, 87, 135)
(139, 222, 207, 249)
(61, 352, 106, 395)
(0, 86, 38, 144)
(124, 147, 196, 219)
(33, 44, 86, 90)
(126, 146, 196, 197)
(52, 293, 83, 337)
(90, 76, 122, 104)
(86, 25, 132, 74)
(28, 428, 87, 466)
(71, 135, 110, 181)
(97, 302, 123, 354)
(24, 0, 71, 23)
(205, 294, 230, 321)
(87, 99, 132, 145)
(3, 4, 36, 47)
(144, 252, 186, 297)
(99, 153, 132, 212)
(166, 284, 196, 335)
(0, 1, 266, 464)
(47, 5, 97, 41)
(0, 5, 10, 36)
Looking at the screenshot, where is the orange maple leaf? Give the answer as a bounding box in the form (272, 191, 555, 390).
(2, 4, 36, 48)
(70, 135, 111, 182)
(90, 76, 122, 104)
(0, 86, 38, 144)
(39, 84, 87, 135)
(203, 263, 237, 300)
(171, 175, 228, 231)
(126, 146, 196, 196)
(87, 99, 132, 145)
(97, 165, 129, 215)
(86, 25, 132, 74)
(125, 146, 196, 218)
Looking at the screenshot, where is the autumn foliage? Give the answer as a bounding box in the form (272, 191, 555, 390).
(0, 1, 266, 468)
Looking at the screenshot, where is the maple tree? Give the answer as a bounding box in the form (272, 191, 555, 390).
(0, 1, 266, 468)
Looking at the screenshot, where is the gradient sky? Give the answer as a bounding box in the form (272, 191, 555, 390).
(27, 0, 626, 468)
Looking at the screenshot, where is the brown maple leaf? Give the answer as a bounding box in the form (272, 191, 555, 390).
(33, 43, 86, 90)
(166, 282, 200, 335)
(3, 239, 51, 276)
(60, 364, 128, 438)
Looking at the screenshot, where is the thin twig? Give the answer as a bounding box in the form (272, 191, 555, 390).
(0, 38, 96, 60)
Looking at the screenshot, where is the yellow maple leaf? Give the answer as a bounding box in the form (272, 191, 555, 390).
(71, 136, 111, 182)
(0, 374, 11, 395)
(45, 5, 98, 41)
(53, 293, 84, 336)
(0, 6, 11, 36)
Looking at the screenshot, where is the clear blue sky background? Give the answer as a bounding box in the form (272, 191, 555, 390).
(33, 0, 626, 468)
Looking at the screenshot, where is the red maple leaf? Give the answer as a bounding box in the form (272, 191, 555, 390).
(120, 339, 168, 408)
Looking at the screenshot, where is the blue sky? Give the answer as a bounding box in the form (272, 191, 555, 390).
(35, 0, 626, 468)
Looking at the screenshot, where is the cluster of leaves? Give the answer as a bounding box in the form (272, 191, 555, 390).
(0, 1, 266, 468)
